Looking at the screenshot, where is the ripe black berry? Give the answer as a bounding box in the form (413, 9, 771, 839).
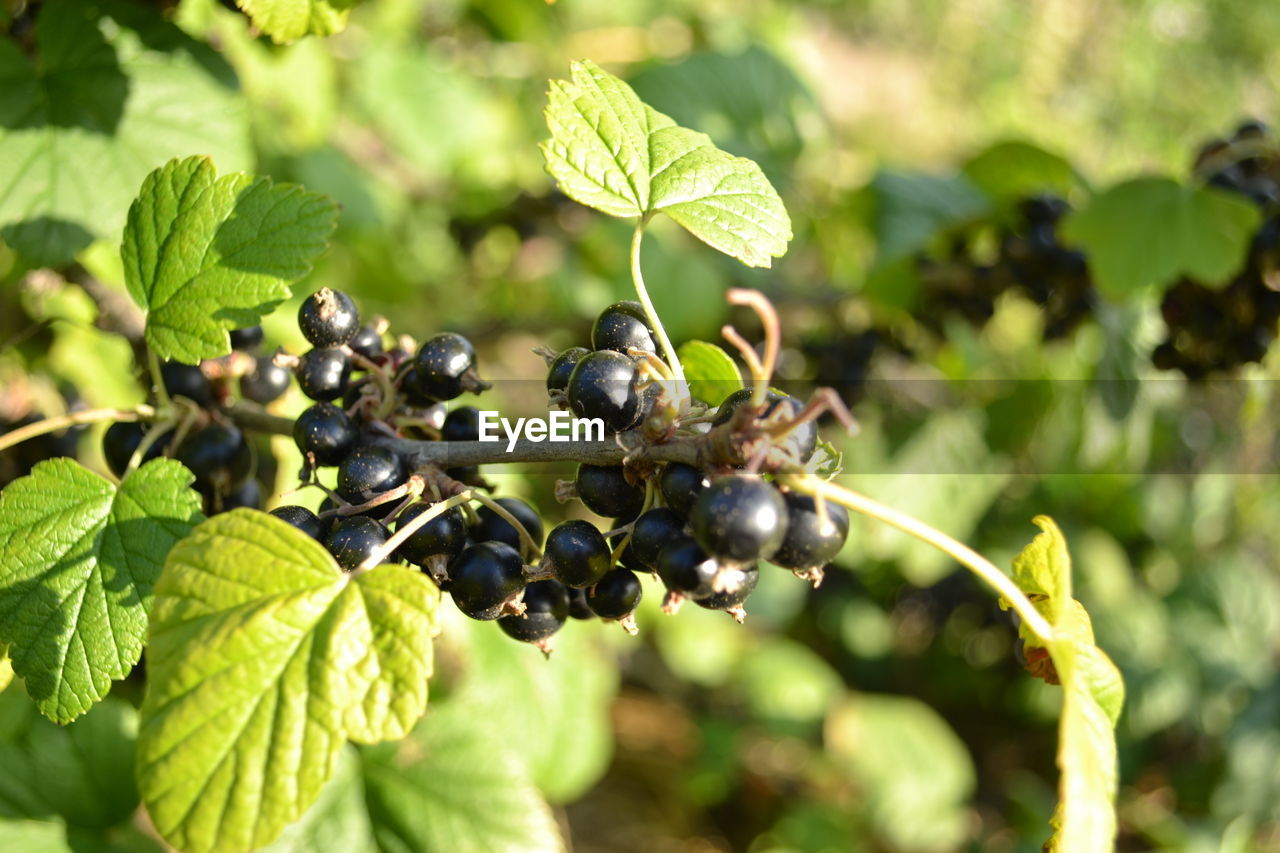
(690, 476, 788, 562)
(160, 362, 213, 408)
(394, 503, 468, 565)
(659, 462, 709, 516)
(228, 325, 264, 352)
(567, 350, 645, 433)
(176, 423, 251, 488)
(296, 348, 352, 402)
(298, 288, 360, 348)
(473, 497, 544, 550)
(498, 579, 569, 643)
(102, 421, 172, 478)
(544, 519, 610, 588)
(270, 505, 330, 541)
(566, 586, 594, 620)
(771, 493, 850, 570)
(293, 403, 358, 466)
(348, 325, 384, 360)
(450, 541, 526, 620)
(694, 564, 759, 612)
(217, 478, 262, 512)
(239, 356, 291, 404)
(412, 333, 482, 401)
(655, 537, 719, 598)
(630, 508, 687, 569)
(575, 464, 645, 519)
(546, 347, 589, 393)
(591, 300, 656, 354)
(325, 516, 388, 571)
(336, 445, 408, 503)
(442, 406, 481, 442)
(713, 388, 816, 463)
(587, 567, 642, 620)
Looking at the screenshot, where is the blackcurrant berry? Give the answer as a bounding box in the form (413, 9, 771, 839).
(102, 421, 172, 478)
(591, 300, 656, 354)
(587, 567, 642, 620)
(239, 356, 291, 404)
(694, 564, 759, 611)
(412, 333, 482, 401)
(546, 347, 589, 393)
(394, 503, 468, 565)
(690, 476, 788, 562)
(293, 403, 358, 466)
(398, 364, 438, 407)
(575, 464, 645, 519)
(566, 586, 594, 620)
(336, 445, 408, 503)
(659, 463, 710, 517)
(472, 497, 544, 550)
(228, 325, 264, 352)
(325, 516, 388, 571)
(217, 478, 262, 512)
(270, 505, 330, 541)
(630, 508, 687, 569)
(348, 325, 384, 360)
(771, 493, 850, 570)
(567, 350, 645, 433)
(176, 423, 252, 489)
(712, 388, 817, 463)
(160, 362, 213, 408)
(442, 406, 482, 442)
(654, 537, 719, 598)
(298, 288, 360, 348)
(498, 579, 569, 643)
(296, 348, 352, 402)
(450, 541, 526, 620)
(544, 519, 610, 588)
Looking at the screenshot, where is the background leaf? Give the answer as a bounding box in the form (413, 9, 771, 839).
(137, 510, 439, 853)
(0, 459, 203, 723)
(235, 0, 357, 44)
(961, 140, 1081, 202)
(677, 340, 743, 406)
(0, 0, 250, 265)
(869, 170, 990, 263)
(1060, 177, 1259, 297)
(121, 156, 339, 364)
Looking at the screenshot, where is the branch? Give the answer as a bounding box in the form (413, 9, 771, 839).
(224, 402, 295, 437)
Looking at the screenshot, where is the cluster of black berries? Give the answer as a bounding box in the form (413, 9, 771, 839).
(101, 325, 282, 513)
(1152, 120, 1280, 377)
(914, 194, 1096, 339)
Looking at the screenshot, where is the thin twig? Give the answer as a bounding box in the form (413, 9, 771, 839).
(0, 406, 156, 453)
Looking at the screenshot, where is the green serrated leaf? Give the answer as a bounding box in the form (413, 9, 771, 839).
(677, 340, 743, 406)
(361, 703, 564, 853)
(0, 692, 139, 829)
(0, 459, 203, 723)
(1008, 517, 1124, 852)
(1060, 177, 1259, 298)
(260, 748, 374, 853)
(805, 437, 844, 481)
(121, 156, 339, 364)
(961, 140, 1080, 202)
(541, 60, 791, 267)
(0, 0, 250, 266)
(137, 509, 439, 853)
(235, 0, 356, 44)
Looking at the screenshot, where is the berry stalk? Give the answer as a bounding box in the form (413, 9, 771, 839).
(0, 406, 155, 453)
(629, 220, 687, 395)
(355, 490, 474, 572)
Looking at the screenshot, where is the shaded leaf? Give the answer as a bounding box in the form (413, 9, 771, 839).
(870, 170, 989, 264)
(678, 340, 743, 406)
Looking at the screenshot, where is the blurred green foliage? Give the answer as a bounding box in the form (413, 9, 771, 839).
(3, 0, 1280, 850)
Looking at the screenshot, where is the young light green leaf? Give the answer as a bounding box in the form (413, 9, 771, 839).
(137, 510, 439, 853)
(361, 704, 564, 853)
(961, 141, 1080, 202)
(677, 340, 743, 406)
(0, 0, 250, 266)
(121, 156, 339, 364)
(1007, 517, 1124, 852)
(805, 438, 844, 481)
(259, 748, 375, 853)
(0, 459, 203, 723)
(542, 60, 791, 267)
(235, 0, 357, 44)
(0, 692, 139, 829)
(1060, 177, 1259, 298)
